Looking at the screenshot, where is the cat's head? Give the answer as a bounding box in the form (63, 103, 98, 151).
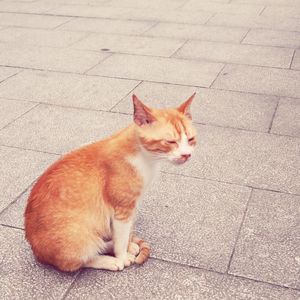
(133, 93, 197, 165)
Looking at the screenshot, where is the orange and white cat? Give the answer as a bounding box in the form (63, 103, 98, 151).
(25, 93, 197, 272)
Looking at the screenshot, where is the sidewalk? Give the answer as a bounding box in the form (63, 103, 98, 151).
(0, 0, 299, 299)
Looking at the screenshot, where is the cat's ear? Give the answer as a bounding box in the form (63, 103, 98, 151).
(132, 94, 156, 126)
(177, 92, 196, 119)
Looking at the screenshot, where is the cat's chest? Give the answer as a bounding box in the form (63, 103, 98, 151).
(128, 153, 159, 191)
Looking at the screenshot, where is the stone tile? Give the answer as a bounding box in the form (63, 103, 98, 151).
(208, 14, 300, 32)
(0, 1, 59, 14)
(65, 259, 300, 300)
(0, 189, 29, 229)
(0, 13, 72, 29)
(243, 29, 300, 48)
(230, 190, 300, 289)
(106, 0, 186, 9)
(72, 33, 185, 57)
(45, 0, 107, 4)
(0, 43, 109, 73)
(271, 98, 300, 138)
(182, 1, 264, 16)
(0, 98, 37, 129)
(0, 27, 88, 48)
(0, 104, 132, 154)
(58, 17, 155, 34)
(0, 226, 77, 300)
(88, 54, 224, 87)
(145, 23, 248, 43)
(0, 146, 57, 212)
(113, 81, 278, 132)
(213, 64, 300, 98)
(291, 50, 300, 70)
(0, 66, 19, 82)
(175, 40, 294, 68)
(0, 70, 139, 110)
(137, 173, 251, 272)
(166, 125, 300, 194)
(262, 6, 300, 18)
(232, 0, 300, 4)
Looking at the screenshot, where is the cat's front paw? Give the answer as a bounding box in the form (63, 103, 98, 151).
(128, 242, 140, 256)
(117, 252, 136, 268)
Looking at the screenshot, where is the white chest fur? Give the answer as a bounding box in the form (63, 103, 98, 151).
(127, 151, 159, 191)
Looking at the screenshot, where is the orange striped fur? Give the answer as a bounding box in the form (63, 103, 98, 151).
(25, 93, 197, 272)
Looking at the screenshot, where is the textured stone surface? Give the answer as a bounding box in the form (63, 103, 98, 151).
(0, 146, 57, 212)
(58, 17, 155, 34)
(243, 29, 300, 48)
(0, 27, 88, 48)
(113, 81, 278, 132)
(291, 50, 300, 70)
(0, 104, 132, 154)
(88, 54, 224, 87)
(136, 173, 251, 272)
(0, 1, 59, 14)
(0, 98, 37, 129)
(175, 40, 294, 68)
(0, 226, 77, 300)
(230, 190, 300, 289)
(72, 33, 185, 57)
(165, 125, 300, 195)
(0, 66, 19, 83)
(271, 98, 300, 138)
(262, 6, 300, 18)
(0, 12, 71, 29)
(0, 70, 140, 110)
(0, 43, 109, 73)
(208, 13, 300, 32)
(65, 259, 300, 300)
(145, 23, 248, 43)
(213, 64, 300, 98)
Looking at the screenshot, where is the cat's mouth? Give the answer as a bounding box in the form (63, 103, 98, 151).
(172, 157, 190, 165)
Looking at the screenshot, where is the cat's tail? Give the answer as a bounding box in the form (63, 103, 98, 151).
(131, 235, 150, 265)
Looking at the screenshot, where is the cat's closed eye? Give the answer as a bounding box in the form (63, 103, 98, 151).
(166, 140, 177, 144)
(188, 137, 195, 142)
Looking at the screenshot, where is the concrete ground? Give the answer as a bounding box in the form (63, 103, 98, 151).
(0, 0, 299, 299)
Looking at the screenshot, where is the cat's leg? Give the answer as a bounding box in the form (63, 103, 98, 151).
(112, 218, 135, 268)
(102, 240, 114, 255)
(83, 255, 124, 271)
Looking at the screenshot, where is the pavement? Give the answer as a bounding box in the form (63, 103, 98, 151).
(0, 0, 299, 299)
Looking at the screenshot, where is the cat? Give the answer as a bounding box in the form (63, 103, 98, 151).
(24, 93, 197, 272)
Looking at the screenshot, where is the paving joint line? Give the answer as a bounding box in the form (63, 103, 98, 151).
(52, 16, 75, 30)
(239, 28, 250, 44)
(60, 271, 82, 300)
(82, 52, 113, 75)
(259, 6, 266, 16)
(139, 21, 159, 35)
(289, 49, 296, 69)
(0, 223, 24, 231)
(169, 39, 189, 58)
(209, 63, 226, 88)
(226, 188, 253, 273)
(268, 99, 280, 133)
(0, 143, 60, 155)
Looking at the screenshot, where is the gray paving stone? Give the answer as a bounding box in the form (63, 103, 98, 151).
(175, 40, 294, 68)
(0, 104, 132, 154)
(65, 259, 300, 300)
(0, 189, 29, 229)
(105, 0, 186, 9)
(0, 146, 57, 212)
(232, 0, 300, 4)
(87, 54, 224, 87)
(58, 17, 155, 34)
(229, 190, 300, 289)
(0, 27, 89, 48)
(0, 66, 19, 82)
(213, 64, 300, 98)
(145, 23, 248, 43)
(291, 50, 300, 70)
(182, 1, 264, 16)
(270, 98, 300, 138)
(72, 33, 185, 57)
(165, 125, 300, 194)
(0, 70, 140, 110)
(0, 98, 36, 129)
(0, 226, 76, 300)
(0, 12, 72, 29)
(112, 81, 278, 132)
(262, 6, 300, 18)
(0, 172, 250, 272)
(0, 43, 109, 73)
(137, 173, 250, 272)
(243, 29, 300, 48)
(208, 13, 300, 33)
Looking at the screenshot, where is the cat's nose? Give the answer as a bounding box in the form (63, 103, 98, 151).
(181, 154, 191, 160)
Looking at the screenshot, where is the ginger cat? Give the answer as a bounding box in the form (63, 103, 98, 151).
(25, 93, 197, 272)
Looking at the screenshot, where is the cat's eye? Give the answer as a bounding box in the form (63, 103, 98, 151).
(166, 140, 177, 144)
(188, 137, 195, 142)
